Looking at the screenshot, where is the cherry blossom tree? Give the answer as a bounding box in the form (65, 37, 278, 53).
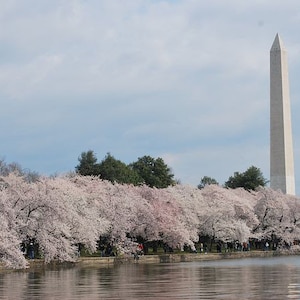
(34, 176, 108, 262)
(286, 195, 300, 244)
(199, 185, 258, 245)
(0, 189, 27, 269)
(165, 184, 203, 250)
(253, 188, 300, 247)
(71, 176, 143, 254)
(139, 186, 190, 250)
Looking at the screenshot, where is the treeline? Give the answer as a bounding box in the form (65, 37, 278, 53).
(76, 150, 268, 191)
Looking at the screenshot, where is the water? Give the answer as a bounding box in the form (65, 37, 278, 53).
(1, 256, 300, 299)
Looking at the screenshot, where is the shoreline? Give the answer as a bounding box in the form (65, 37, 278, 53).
(1, 250, 294, 272)
(77, 250, 288, 267)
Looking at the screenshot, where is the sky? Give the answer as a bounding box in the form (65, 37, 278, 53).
(1, 0, 300, 192)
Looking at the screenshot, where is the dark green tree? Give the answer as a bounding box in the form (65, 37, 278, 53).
(197, 176, 219, 189)
(98, 153, 142, 185)
(75, 150, 100, 176)
(224, 165, 267, 191)
(130, 155, 176, 188)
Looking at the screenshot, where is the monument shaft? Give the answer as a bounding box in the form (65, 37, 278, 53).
(270, 34, 295, 195)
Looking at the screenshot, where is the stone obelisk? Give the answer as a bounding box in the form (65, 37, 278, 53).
(270, 33, 295, 195)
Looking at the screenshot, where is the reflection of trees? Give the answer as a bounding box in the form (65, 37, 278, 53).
(0, 259, 300, 298)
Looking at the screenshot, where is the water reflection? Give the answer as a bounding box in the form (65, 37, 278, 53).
(1, 256, 300, 299)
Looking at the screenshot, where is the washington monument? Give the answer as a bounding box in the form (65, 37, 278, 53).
(270, 33, 295, 195)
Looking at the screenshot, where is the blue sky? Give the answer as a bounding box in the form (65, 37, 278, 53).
(1, 0, 300, 192)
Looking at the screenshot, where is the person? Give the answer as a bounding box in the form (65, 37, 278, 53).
(105, 244, 113, 256)
(265, 241, 269, 251)
(77, 244, 82, 257)
(200, 243, 204, 253)
(216, 241, 222, 253)
(28, 242, 34, 259)
(137, 243, 144, 255)
(224, 242, 228, 252)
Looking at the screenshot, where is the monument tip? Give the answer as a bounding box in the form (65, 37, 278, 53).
(271, 33, 285, 51)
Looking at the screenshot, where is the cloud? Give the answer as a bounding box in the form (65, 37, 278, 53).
(0, 54, 63, 99)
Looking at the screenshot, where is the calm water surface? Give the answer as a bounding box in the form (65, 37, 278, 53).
(1, 256, 300, 299)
